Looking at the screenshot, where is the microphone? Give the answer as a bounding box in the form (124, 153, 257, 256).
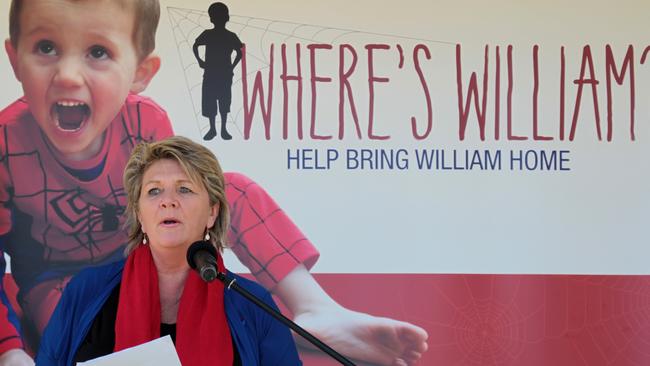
(185, 242, 356, 365)
(186, 241, 218, 282)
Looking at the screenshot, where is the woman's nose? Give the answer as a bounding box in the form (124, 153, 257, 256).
(159, 194, 178, 208)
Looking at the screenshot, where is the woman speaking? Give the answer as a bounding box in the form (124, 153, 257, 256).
(36, 136, 301, 365)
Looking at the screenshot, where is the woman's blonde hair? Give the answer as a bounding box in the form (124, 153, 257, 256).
(122, 136, 229, 255)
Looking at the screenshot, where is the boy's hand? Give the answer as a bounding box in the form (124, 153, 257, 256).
(0, 349, 35, 366)
(275, 265, 428, 365)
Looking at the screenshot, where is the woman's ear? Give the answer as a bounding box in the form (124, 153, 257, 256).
(207, 203, 219, 229)
(130, 54, 161, 94)
(137, 213, 145, 233)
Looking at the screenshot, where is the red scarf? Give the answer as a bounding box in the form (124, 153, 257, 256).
(114, 244, 234, 365)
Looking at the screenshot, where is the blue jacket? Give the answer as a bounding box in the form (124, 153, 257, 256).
(35, 260, 302, 365)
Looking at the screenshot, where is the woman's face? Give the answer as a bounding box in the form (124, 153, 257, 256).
(138, 159, 218, 254)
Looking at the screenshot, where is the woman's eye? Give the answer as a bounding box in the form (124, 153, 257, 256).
(179, 186, 193, 194)
(89, 46, 109, 60)
(35, 40, 56, 56)
(147, 187, 161, 196)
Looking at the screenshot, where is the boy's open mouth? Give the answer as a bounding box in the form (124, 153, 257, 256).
(53, 101, 90, 131)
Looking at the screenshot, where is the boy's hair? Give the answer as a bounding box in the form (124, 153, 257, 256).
(208, 2, 229, 23)
(9, 0, 160, 60)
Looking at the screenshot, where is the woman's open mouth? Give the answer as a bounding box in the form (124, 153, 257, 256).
(161, 218, 181, 227)
(52, 101, 90, 132)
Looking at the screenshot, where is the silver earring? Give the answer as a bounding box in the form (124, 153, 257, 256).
(204, 231, 210, 241)
(142, 233, 148, 245)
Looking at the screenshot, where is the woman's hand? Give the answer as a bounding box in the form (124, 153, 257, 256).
(0, 349, 35, 366)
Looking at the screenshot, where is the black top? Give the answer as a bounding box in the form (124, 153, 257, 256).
(74, 285, 241, 365)
(195, 28, 242, 72)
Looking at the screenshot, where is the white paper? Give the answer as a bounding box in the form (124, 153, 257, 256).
(76, 335, 181, 366)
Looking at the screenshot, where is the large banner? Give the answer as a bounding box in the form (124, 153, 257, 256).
(0, 0, 649, 365)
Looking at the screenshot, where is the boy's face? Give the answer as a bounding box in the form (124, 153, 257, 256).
(5, 0, 159, 161)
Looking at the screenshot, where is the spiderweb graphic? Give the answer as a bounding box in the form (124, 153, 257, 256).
(166, 6, 454, 139)
(302, 273, 650, 366)
(420, 275, 650, 365)
(166, 8, 650, 366)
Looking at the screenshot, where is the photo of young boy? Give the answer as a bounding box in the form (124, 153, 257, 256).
(0, 1, 428, 365)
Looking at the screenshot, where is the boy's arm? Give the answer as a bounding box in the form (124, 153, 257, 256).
(0, 251, 24, 355)
(193, 43, 205, 68)
(0, 153, 25, 357)
(272, 264, 337, 316)
(224, 172, 319, 290)
(193, 32, 207, 68)
(232, 35, 243, 69)
(232, 45, 242, 70)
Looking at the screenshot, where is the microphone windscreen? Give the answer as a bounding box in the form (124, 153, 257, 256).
(186, 240, 217, 269)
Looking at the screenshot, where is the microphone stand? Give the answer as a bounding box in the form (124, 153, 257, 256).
(216, 271, 356, 366)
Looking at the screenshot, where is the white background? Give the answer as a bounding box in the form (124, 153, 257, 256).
(0, 0, 648, 274)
